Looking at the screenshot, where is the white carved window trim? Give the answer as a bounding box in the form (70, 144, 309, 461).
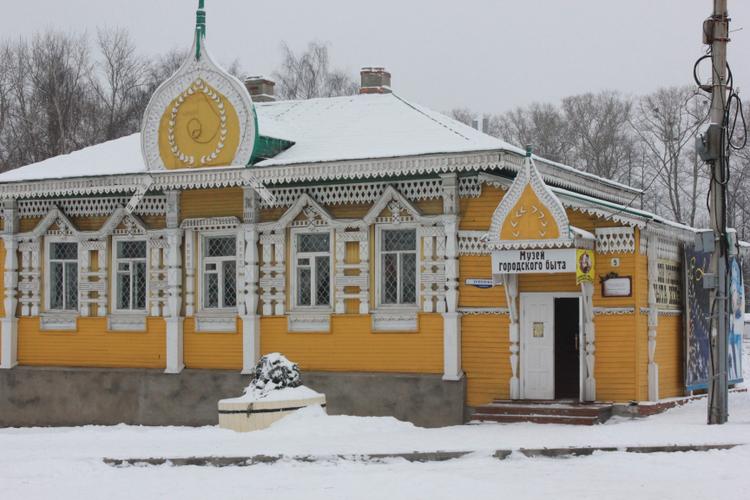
(290, 228, 334, 311)
(110, 237, 149, 314)
(44, 237, 79, 313)
(194, 230, 240, 333)
(373, 224, 420, 332)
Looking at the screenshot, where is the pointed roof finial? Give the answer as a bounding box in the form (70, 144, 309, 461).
(525, 144, 533, 158)
(195, 0, 207, 60)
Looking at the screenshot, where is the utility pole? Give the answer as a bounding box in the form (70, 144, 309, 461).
(706, 0, 730, 425)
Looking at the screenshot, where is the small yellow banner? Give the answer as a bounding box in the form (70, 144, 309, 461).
(576, 249, 595, 284)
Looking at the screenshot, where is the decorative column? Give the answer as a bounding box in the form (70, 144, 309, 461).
(241, 186, 261, 374)
(580, 280, 596, 401)
(259, 232, 285, 316)
(78, 243, 91, 317)
(441, 173, 462, 381)
(647, 234, 659, 401)
(1, 199, 18, 369)
(18, 240, 40, 317)
(502, 273, 520, 399)
(164, 191, 184, 374)
(184, 229, 195, 317)
(97, 242, 107, 317)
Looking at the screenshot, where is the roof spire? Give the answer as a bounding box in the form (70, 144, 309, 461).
(195, 0, 207, 60)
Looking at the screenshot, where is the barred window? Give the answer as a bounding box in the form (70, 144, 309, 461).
(380, 229, 417, 305)
(203, 236, 237, 309)
(115, 240, 147, 311)
(49, 242, 78, 311)
(294, 233, 331, 307)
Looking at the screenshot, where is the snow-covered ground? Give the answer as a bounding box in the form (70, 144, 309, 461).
(2, 346, 750, 500)
(1, 390, 750, 500)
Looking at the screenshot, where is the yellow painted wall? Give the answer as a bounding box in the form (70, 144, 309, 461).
(656, 315, 684, 398)
(180, 187, 244, 221)
(595, 315, 638, 401)
(17, 317, 166, 368)
(260, 313, 443, 374)
(462, 314, 511, 405)
(183, 317, 243, 370)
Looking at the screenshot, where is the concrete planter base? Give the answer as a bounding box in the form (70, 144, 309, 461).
(218, 394, 327, 432)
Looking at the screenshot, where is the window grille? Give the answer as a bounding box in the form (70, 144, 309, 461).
(49, 242, 78, 311)
(381, 229, 417, 305)
(115, 240, 147, 311)
(294, 233, 331, 307)
(203, 236, 237, 309)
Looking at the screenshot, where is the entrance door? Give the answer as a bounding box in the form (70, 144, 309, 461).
(520, 294, 555, 399)
(554, 297, 581, 400)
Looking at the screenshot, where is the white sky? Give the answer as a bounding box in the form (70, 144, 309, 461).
(4, 0, 750, 114)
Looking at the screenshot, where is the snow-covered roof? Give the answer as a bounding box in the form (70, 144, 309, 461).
(0, 134, 145, 183)
(253, 93, 523, 166)
(0, 93, 520, 183)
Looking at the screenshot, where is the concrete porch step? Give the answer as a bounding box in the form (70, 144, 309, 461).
(470, 400, 614, 425)
(471, 412, 600, 426)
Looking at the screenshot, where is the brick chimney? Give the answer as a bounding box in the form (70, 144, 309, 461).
(359, 67, 392, 94)
(244, 76, 276, 102)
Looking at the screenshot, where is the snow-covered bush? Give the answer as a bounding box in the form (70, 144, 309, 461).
(250, 353, 302, 394)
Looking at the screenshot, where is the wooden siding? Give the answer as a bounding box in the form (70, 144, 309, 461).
(458, 255, 505, 308)
(462, 314, 510, 405)
(183, 317, 243, 370)
(595, 314, 638, 401)
(656, 315, 684, 398)
(180, 187, 244, 221)
(260, 313, 443, 374)
(17, 317, 166, 368)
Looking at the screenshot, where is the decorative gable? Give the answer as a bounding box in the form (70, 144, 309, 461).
(140, 1, 256, 171)
(487, 149, 570, 250)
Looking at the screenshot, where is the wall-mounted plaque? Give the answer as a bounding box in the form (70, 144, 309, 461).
(465, 278, 497, 289)
(602, 276, 632, 297)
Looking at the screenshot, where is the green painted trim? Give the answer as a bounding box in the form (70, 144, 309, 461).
(250, 134, 295, 165)
(195, 1, 206, 60)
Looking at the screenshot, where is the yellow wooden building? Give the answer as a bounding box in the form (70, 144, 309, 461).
(0, 3, 695, 425)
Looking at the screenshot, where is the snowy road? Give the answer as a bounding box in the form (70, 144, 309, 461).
(2, 390, 750, 500)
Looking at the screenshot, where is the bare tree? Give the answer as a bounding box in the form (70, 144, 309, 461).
(449, 108, 475, 127)
(495, 103, 572, 164)
(631, 87, 707, 225)
(562, 91, 634, 180)
(92, 28, 148, 141)
(32, 31, 93, 156)
(272, 42, 357, 100)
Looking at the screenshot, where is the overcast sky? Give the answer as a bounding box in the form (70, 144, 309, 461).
(4, 1, 750, 114)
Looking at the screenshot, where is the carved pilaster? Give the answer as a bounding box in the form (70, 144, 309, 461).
(184, 229, 195, 317)
(97, 242, 107, 317)
(358, 231, 369, 314)
(241, 224, 260, 373)
(581, 280, 596, 402)
(259, 231, 285, 316)
(647, 234, 659, 401)
(420, 226, 447, 313)
(243, 186, 260, 224)
(1, 199, 18, 369)
(333, 228, 369, 315)
(503, 273, 520, 399)
(334, 229, 346, 314)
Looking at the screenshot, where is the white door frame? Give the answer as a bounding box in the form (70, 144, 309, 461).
(519, 292, 583, 401)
